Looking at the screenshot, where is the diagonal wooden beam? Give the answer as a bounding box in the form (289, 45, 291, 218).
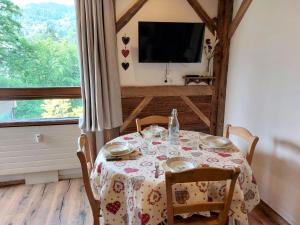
(180, 96, 210, 127)
(228, 0, 253, 39)
(186, 0, 216, 34)
(120, 96, 153, 133)
(116, 0, 148, 33)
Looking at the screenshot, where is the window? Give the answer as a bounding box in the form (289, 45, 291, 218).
(0, 0, 82, 126)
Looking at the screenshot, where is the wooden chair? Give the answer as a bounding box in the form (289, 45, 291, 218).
(77, 134, 100, 225)
(136, 115, 169, 132)
(165, 167, 240, 225)
(223, 124, 259, 165)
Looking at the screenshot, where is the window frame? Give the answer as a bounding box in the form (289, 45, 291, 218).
(0, 87, 82, 127)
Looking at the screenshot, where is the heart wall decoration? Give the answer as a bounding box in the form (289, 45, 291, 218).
(122, 36, 130, 45)
(122, 62, 129, 71)
(121, 34, 130, 71)
(122, 49, 130, 58)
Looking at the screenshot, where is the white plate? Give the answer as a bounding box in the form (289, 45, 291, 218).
(142, 125, 166, 137)
(104, 142, 134, 156)
(201, 136, 232, 148)
(163, 157, 198, 172)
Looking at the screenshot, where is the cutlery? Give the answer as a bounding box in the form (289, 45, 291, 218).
(106, 157, 122, 161)
(155, 162, 159, 178)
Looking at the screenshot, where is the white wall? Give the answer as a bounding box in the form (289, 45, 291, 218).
(116, 0, 218, 86)
(225, 1, 300, 224)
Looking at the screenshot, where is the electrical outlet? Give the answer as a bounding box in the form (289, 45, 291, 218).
(34, 134, 43, 143)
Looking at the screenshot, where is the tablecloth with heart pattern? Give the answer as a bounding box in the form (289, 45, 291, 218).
(90, 130, 260, 225)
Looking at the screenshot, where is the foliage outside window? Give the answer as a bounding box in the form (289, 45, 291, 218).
(0, 0, 82, 123)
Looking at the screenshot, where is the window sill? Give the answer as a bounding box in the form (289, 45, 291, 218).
(0, 118, 79, 128)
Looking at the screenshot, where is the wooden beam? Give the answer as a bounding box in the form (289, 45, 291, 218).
(122, 85, 214, 98)
(116, 0, 148, 33)
(120, 96, 153, 132)
(186, 0, 216, 34)
(212, 0, 234, 135)
(0, 118, 78, 128)
(180, 96, 210, 127)
(228, 0, 253, 38)
(0, 87, 81, 100)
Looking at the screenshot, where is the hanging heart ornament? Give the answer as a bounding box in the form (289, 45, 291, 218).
(122, 36, 130, 45)
(122, 62, 130, 70)
(122, 49, 130, 58)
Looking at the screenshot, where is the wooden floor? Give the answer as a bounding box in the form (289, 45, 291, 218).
(0, 179, 289, 225)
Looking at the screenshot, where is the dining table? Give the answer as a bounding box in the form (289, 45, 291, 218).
(90, 130, 260, 225)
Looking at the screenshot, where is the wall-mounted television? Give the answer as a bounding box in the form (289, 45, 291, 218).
(139, 22, 205, 63)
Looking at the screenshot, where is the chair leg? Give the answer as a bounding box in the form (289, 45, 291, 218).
(93, 215, 100, 225)
(92, 208, 100, 225)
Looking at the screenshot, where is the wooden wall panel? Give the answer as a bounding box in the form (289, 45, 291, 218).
(121, 96, 212, 134)
(0, 125, 80, 176)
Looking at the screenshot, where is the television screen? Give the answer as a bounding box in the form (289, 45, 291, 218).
(139, 22, 205, 63)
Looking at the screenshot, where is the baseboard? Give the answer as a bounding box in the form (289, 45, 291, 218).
(0, 168, 82, 187)
(58, 168, 82, 180)
(0, 179, 25, 187)
(259, 200, 291, 225)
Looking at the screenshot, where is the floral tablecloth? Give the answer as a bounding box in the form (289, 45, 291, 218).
(90, 130, 260, 225)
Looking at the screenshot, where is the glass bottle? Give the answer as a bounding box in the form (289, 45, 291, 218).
(168, 109, 180, 145)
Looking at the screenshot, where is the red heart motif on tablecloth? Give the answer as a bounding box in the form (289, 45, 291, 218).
(124, 167, 139, 173)
(182, 147, 193, 151)
(97, 163, 102, 174)
(122, 49, 130, 58)
(152, 141, 161, 145)
(201, 163, 210, 168)
(218, 152, 232, 157)
(157, 155, 167, 161)
(106, 201, 121, 214)
(124, 136, 133, 140)
(138, 212, 150, 225)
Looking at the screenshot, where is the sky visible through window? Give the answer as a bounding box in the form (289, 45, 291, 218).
(0, 0, 82, 122)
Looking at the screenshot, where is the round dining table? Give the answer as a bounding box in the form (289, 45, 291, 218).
(90, 130, 260, 225)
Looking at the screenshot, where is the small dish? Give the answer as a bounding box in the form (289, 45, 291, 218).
(142, 125, 166, 138)
(164, 157, 198, 172)
(104, 142, 133, 156)
(201, 136, 232, 148)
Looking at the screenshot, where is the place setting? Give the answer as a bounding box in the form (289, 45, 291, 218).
(198, 135, 237, 153)
(103, 141, 142, 161)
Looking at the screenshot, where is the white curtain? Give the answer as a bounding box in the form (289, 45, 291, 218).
(75, 0, 122, 132)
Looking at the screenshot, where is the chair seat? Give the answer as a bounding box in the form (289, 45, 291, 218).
(174, 214, 220, 225)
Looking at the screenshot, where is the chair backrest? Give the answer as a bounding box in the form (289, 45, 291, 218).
(136, 115, 169, 132)
(165, 167, 240, 225)
(77, 134, 98, 211)
(223, 124, 259, 165)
